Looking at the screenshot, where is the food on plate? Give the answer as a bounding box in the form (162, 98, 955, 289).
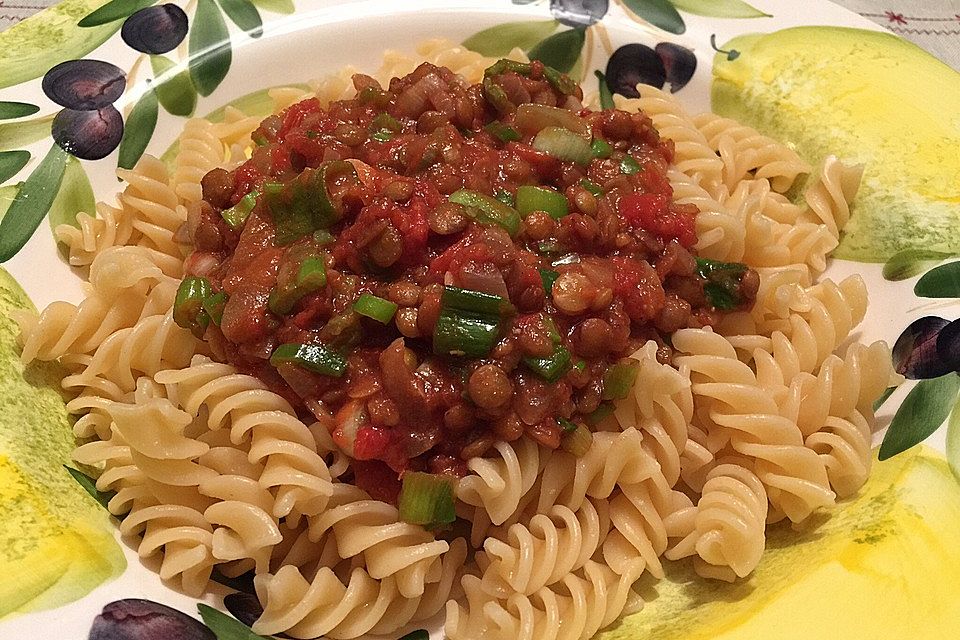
(18, 39, 899, 640)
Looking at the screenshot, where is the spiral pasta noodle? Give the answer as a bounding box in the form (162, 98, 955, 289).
(14, 39, 901, 640)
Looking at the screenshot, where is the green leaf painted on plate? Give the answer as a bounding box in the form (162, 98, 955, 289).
(117, 88, 159, 170)
(0, 185, 19, 224)
(0, 0, 121, 89)
(0, 114, 54, 152)
(914, 262, 960, 298)
(151, 55, 198, 117)
(622, 0, 685, 35)
(190, 0, 233, 97)
(874, 386, 897, 412)
(250, 0, 294, 14)
(64, 467, 115, 511)
(883, 249, 953, 281)
(0, 151, 30, 184)
(462, 20, 559, 57)
(48, 155, 95, 235)
(77, 0, 156, 26)
(216, 0, 263, 37)
(527, 28, 586, 74)
(0, 102, 40, 120)
(0, 145, 69, 262)
(595, 70, 614, 110)
(879, 373, 960, 461)
(670, 0, 770, 19)
(198, 604, 269, 640)
(946, 395, 960, 483)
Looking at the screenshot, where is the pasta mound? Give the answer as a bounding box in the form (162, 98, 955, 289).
(19, 39, 900, 640)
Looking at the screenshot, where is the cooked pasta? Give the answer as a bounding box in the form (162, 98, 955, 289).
(16, 38, 900, 640)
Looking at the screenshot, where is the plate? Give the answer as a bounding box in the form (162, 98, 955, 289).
(1, 0, 960, 638)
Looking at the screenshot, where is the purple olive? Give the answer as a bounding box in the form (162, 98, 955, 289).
(655, 42, 697, 93)
(52, 106, 124, 160)
(605, 43, 666, 98)
(550, 0, 609, 27)
(121, 5, 189, 55)
(223, 593, 263, 628)
(936, 318, 960, 374)
(42, 60, 126, 110)
(893, 316, 951, 379)
(88, 599, 215, 640)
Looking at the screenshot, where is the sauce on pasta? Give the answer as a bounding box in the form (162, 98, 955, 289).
(178, 60, 758, 501)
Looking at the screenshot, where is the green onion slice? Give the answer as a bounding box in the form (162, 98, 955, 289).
(448, 189, 521, 237)
(398, 471, 456, 529)
(561, 422, 592, 457)
(516, 185, 569, 219)
(484, 121, 522, 143)
(579, 178, 603, 197)
(695, 257, 750, 310)
(539, 268, 560, 295)
(590, 139, 613, 159)
(202, 292, 228, 325)
(532, 127, 593, 165)
(602, 361, 640, 400)
(269, 249, 328, 315)
(265, 161, 359, 245)
(353, 293, 399, 324)
(270, 342, 347, 377)
(173, 277, 212, 338)
(523, 343, 572, 383)
(585, 401, 615, 426)
(620, 155, 641, 175)
(221, 189, 259, 229)
(558, 416, 579, 433)
(433, 286, 509, 358)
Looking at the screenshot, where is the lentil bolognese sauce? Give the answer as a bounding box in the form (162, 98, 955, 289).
(176, 59, 758, 507)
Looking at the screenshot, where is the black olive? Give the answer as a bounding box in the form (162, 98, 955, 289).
(52, 106, 124, 160)
(549, 0, 609, 27)
(223, 592, 264, 628)
(604, 43, 666, 98)
(88, 599, 216, 640)
(893, 316, 951, 379)
(121, 5, 189, 55)
(655, 42, 697, 93)
(42, 59, 126, 110)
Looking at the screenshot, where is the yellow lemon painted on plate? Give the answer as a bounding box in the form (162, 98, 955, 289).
(0, 268, 124, 618)
(602, 447, 960, 639)
(710, 27, 960, 263)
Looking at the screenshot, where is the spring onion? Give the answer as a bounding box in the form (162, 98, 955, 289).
(537, 240, 564, 255)
(579, 178, 603, 197)
(590, 139, 613, 159)
(398, 471, 456, 529)
(620, 155, 641, 175)
(433, 286, 508, 358)
(573, 359, 586, 373)
(523, 343, 572, 383)
(265, 161, 359, 244)
(482, 77, 513, 115)
(483, 59, 576, 96)
(448, 189, 521, 237)
(269, 250, 328, 315)
(202, 292, 228, 325)
(602, 361, 640, 400)
(220, 189, 259, 229)
(561, 422, 593, 457)
(251, 132, 268, 146)
(270, 342, 347, 377)
(514, 103, 589, 137)
(533, 127, 593, 165)
(585, 402, 615, 426)
(539, 268, 559, 295)
(353, 293, 398, 324)
(313, 229, 335, 245)
(371, 112, 402, 133)
(595, 70, 615, 110)
(371, 130, 393, 142)
(173, 277, 212, 338)
(695, 257, 750, 310)
(494, 189, 515, 207)
(485, 121, 522, 143)
(558, 417, 579, 433)
(516, 185, 569, 219)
